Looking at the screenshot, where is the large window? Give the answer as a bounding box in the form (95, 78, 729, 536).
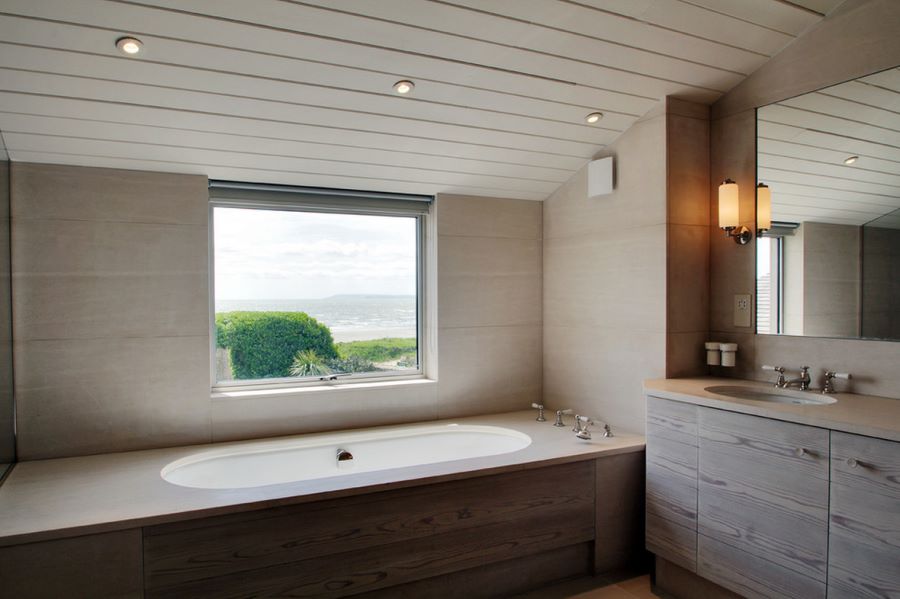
(210, 183, 429, 387)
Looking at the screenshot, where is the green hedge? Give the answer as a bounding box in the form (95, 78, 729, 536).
(336, 337, 417, 363)
(216, 311, 337, 379)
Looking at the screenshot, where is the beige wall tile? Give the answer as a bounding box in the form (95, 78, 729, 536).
(15, 336, 211, 459)
(437, 194, 541, 239)
(437, 325, 542, 418)
(666, 331, 709, 378)
(14, 273, 209, 340)
(11, 162, 208, 225)
(439, 272, 541, 329)
(667, 224, 710, 334)
(543, 114, 667, 241)
(211, 381, 438, 442)
(543, 227, 666, 331)
(543, 325, 666, 434)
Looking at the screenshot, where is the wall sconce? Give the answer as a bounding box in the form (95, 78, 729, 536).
(718, 179, 751, 245)
(756, 182, 772, 237)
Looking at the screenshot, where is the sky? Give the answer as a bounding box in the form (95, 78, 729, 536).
(214, 207, 417, 300)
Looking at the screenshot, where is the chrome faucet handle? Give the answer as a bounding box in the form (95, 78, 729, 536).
(762, 365, 786, 388)
(554, 408, 573, 427)
(822, 371, 851, 394)
(574, 415, 593, 440)
(798, 366, 811, 391)
(602, 423, 614, 438)
(531, 403, 546, 422)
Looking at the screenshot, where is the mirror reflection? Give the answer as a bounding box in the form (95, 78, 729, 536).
(756, 67, 900, 341)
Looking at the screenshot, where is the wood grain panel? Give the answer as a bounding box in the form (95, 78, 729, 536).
(698, 534, 825, 599)
(144, 461, 593, 589)
(0, 530, 143, 599)
(594, 451, 645, 574)
(360, 542, 591, 599)
(698, 408, 829, 582)
(646, 396, 698, 446)
(646, 513, 696, 572)
(146, 508, 593, 599)
(829, 432, 900, 598)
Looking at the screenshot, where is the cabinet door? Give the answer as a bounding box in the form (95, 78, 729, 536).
(829, 432, 900, 599)
(697, 408, 829, 599)
(645, 396, 698, 571)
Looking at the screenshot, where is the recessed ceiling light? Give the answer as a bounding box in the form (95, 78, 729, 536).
(393, 80, 415, 95)
(585, 112, 604, 124)
(116, 37, 143, 55)
(843, 155, 859, 165)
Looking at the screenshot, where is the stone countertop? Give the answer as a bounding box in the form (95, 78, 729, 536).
(644, 377, 900, 442)
(0, 410, 644, 547)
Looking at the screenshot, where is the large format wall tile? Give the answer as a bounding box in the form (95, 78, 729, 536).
(15, 336, 211, 458)
(437, 194, 541, 239)
(11, 163, 208, 225)
(437, 325, 542, 418)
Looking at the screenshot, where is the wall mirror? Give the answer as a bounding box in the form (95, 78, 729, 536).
(0, 134, 13, 482)
(756, 66, 900, 341)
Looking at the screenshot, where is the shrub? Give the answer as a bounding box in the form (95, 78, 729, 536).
(216, 311, 337, 379)
(335, 337, 417, 363)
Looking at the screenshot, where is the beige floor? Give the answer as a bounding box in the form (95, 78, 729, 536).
(514, 574, 659, 599)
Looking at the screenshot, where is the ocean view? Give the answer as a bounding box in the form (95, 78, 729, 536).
(216, 295, 417, 342)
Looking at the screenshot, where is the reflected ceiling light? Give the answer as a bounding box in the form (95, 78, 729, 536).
(756, 182, 772, 237)
(393, 80, 415, 95)
(115, 37, 143, 55)
(843, 155, 859, 165)
(585, 112, 604, 124)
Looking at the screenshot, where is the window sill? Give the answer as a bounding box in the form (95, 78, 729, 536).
(211, 377, 436, 401)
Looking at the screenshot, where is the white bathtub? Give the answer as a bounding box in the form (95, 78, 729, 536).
(161, 423, 532, 489)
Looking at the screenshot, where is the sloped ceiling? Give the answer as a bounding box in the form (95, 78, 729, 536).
(0, 0, 844, 200)
(758, 67, 900, 227)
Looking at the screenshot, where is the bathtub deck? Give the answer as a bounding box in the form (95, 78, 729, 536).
(0, 410, 644, 546)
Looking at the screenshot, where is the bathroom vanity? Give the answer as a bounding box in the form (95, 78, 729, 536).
(644, 378, 900, 599)
(0, 411, 645, 598)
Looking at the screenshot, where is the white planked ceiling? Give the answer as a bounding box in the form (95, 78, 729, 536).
(758, 67, 900, 228)
(0, 0, 843, 200)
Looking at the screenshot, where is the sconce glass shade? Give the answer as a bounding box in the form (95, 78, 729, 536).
(757, 182, 772, 232)
(718, 179, 740, 229)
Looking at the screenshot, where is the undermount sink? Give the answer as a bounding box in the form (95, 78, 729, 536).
(704, 385, 837, 406)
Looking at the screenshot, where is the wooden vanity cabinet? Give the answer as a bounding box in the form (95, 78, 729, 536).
(828, 432, 900, 598)
(696, 409, 829, 599)
(645, 396, 699, 571)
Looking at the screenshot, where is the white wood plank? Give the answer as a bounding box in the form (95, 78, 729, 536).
(860, 67, 900, 93)
(818, 80, 900, 116)
(296, 0, 744, 91)
(122, 0, 720, 100)
(758, 121, 900, 164)
(0, 113, 573, 183)
(753, 177, 900, 208)
(3, 133, 561, 195)
(760, 105, 900, 148)
(677, 0, 821, 35)
(442, 0, 766, 74)
(758, 139, 900, 176)
(779, 91, 900, 129)
(758, 154, 900, 188)
(0, 69, 601, 156)
(767, 193, 900, 215)
(6, 151, 548, 201)
(0, 17, 642, 131)
(782, 0, 846, 15)
(0, 0, 659, 116)
(0, 93, 586, 170)
(0, 40, 628, 145)
(759, 166, 900, 197)
(576, 0, 796, 55)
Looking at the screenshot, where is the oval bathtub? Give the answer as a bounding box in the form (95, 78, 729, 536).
(161, 423, 532, 489)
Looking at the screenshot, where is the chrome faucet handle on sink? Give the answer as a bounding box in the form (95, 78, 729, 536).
(574, 416, 613, 440)
(554, 408, 573, 427)
(762, 365, 786, 388)
(531, 403, 546, 422)
(822, 371, 851, 394)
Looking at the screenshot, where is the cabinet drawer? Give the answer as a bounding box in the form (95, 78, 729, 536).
(698, 408, 829, 582)
(647, 396, 697, 446)
(829, 432, 900, 598)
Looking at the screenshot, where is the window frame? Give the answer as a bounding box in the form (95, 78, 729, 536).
(208, 183, 430, 392)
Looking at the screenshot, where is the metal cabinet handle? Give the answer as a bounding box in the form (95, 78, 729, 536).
(846, 457, 861, 468)
(795, 447, 807, 457)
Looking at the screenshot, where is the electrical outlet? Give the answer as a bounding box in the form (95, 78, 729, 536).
(734, 294, 752, 327)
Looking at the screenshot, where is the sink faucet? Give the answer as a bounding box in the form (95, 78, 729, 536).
(574, 415, 613, 440)
(784, 366, 811, 391)
(554, 408, 573, 427)
(762, 365, 786, 388)
(822, 371, 852, 394)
